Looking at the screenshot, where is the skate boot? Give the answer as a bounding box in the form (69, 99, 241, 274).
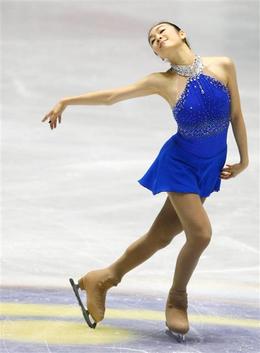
(69, 267, 121, 328)
(165, 287, 189, 342)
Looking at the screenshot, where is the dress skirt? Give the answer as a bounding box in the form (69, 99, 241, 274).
(137, 132, 227, 197)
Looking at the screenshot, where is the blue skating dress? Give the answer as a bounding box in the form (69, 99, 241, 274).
(137, 63, 231, 198)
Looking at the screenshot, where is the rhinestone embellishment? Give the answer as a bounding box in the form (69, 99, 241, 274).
(169, 54, 204, 77)
(173, 73, 231, 138)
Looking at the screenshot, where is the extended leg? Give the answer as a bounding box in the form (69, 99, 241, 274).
(108, 196, 184, 281)
(71, 194, 206, 328)
(71, 195, 185, 327)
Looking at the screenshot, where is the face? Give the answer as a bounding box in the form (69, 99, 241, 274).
(148, 23, 186, 59)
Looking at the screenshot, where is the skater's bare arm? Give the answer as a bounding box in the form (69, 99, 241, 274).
(41, 72, 161, 129)
(224, 56, 249, 168)
(105, 72, 161, 105)
(61, 72, 161, 106)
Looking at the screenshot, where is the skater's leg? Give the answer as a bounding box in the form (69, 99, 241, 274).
(108, 196, 183, 281)
(75, 194, 206, 325)
(108, 195, 207, 281)
(167, 192, 211, 291)
(165, 192, 209, 336)
(76, 195, 182, 323)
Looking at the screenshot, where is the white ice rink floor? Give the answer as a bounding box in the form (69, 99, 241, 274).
(1, 0, 259, 352)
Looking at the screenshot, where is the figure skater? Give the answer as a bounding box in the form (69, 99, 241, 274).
(41, 21, 249, 342)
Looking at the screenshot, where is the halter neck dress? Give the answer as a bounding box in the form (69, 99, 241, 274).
(137, 65, 231, 197)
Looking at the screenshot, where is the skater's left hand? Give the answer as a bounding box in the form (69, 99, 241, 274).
(220, 162, 248, 179)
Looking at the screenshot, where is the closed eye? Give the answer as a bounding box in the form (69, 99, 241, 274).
(151, 29, 165, 44)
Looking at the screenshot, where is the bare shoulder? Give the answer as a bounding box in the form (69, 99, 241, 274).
(145, 71, 168, 86)
(203, 56, 235, 77)
(202, 55, 233, 65)
(216, 56, 237, 80)
(145, 71, 176, 108)
(144, 70, 172, 94)
(200, 56, 235, 86)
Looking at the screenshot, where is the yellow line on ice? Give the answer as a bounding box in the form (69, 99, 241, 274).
(1, 302, 259, 329)
(1, 320, 137, 345)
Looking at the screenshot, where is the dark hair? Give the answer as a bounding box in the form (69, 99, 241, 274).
(148, 21, 191, 53)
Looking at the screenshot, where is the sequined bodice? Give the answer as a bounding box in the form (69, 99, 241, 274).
(172, 72, 231, 138)
(171, 72, 231, 158)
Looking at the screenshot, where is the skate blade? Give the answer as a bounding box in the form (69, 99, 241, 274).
(69, 277, 97, 329)
(165, 328, 186, 343)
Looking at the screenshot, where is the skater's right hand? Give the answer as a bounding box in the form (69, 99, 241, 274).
(41, 100, 67, 130)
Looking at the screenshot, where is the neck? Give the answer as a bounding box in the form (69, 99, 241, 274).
(166, 46, 196, 65)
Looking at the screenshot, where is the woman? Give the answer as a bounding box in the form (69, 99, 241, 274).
(42, 21, 249, 342)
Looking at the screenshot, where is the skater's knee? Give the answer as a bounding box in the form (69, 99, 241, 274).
(186, 226, 212, 248)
